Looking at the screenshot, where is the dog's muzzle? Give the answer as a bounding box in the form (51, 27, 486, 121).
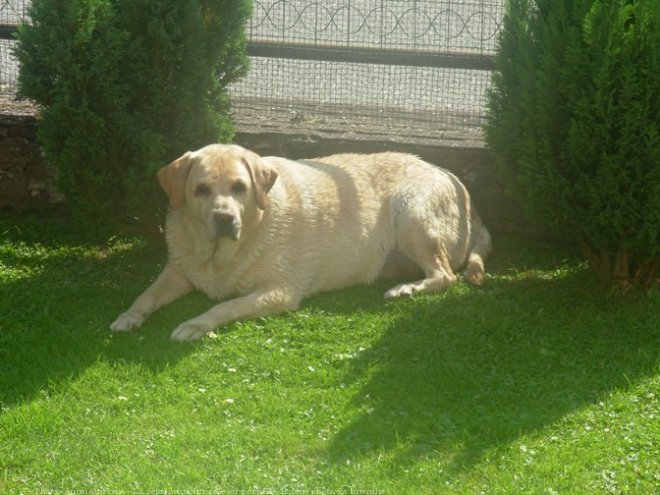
(212, 210, 240, 241)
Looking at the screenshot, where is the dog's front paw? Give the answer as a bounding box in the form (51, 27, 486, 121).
(170, 319, 212, 342)
(110, 309, 145, 332)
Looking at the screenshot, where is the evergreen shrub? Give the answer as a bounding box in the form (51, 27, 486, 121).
(15, 0, 251, 233)
(486, 0, 659, 287)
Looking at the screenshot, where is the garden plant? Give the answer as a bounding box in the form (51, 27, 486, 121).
(486, 0, 659, 287)
(14, 0, 251, 233)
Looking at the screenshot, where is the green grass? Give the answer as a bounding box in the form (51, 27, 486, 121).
(1, 212, 658, 494)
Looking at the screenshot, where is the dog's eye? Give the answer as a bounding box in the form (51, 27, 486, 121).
(231, 181, 247, 195)
(195, 184, 211, 197)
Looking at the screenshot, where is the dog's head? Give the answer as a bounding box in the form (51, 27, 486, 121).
(157, 144, 278, 242)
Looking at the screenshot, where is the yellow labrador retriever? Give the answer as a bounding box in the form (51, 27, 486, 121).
(111, 144, 491, 341)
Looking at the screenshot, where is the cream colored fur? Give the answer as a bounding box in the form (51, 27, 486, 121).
(110, 144, 491, 341)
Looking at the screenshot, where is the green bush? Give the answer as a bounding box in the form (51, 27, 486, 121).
(15, 0, 251, 233)
(486, 0, 659, 287)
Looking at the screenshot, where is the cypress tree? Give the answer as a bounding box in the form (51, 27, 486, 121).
(15, 0, 252, 234)
(486, 0, 659, 287)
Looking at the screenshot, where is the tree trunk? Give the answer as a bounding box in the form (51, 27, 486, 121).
(579, 238, 659, 289)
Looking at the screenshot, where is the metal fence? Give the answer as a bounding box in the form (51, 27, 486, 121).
(1, 0, 504, 140)
(0, 0, 25, 95)
(234, 1, 502, 140)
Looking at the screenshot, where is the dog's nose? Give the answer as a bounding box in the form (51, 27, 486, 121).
(213, 211, 234, 227)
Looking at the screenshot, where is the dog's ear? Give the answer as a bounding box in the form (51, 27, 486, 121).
(242, 151, 278, 210)
(157, 152, 193, 210)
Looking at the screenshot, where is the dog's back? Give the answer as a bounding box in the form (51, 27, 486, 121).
(265, 152, 490, 294)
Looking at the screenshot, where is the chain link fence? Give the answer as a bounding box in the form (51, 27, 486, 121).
(1, 0, 504, 140)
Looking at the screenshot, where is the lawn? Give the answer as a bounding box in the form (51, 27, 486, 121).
(1, 212, 658, 494)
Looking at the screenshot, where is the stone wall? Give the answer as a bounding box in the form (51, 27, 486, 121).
(235, 131, 530, 235)
(0, 110, 532, 235)
(0, 111, 60, 211)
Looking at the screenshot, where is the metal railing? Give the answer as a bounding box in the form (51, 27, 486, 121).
(245, 1, 499, 69)
(1, 1, 504, 139)
(0, 0, 25, 37)
(233, 1, 502, 138)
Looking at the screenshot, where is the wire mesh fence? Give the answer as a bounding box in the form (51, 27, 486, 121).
(0, 0, 26, 97)
(232, 0, 503, 140)
(247, 1, 501, 54)
(1, 0, 504, 140)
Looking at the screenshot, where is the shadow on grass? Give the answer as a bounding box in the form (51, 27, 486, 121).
(2, 213, 658, 479)
(0, 214, 207, 407)
(325, 252, 659, 475)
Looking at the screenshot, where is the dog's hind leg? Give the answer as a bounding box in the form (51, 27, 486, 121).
(464, 214, 491, 286)
(383, 236, 457, 300)
(383, 189, 460, 299)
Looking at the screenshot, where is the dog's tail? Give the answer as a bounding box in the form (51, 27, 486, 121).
(465, 211, 492, 286)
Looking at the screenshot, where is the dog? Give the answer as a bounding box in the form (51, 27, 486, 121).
(110, 144, 491, 341)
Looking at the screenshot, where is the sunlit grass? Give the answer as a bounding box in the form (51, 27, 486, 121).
(1, 212, 658, 494)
